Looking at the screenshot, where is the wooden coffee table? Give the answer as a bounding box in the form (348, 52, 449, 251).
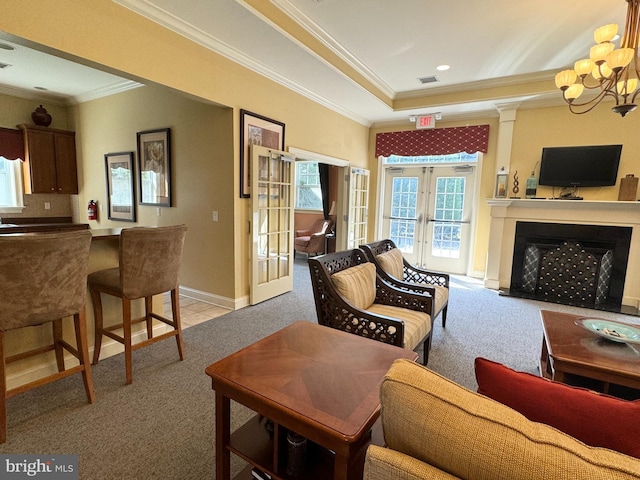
(540, 309, 640, 393)
(205, 321, 418, 480)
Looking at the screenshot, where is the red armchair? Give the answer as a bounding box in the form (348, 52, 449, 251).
(294, 218, 334, 258)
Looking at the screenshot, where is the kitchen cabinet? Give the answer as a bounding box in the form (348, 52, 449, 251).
(18, 124, 79, 194)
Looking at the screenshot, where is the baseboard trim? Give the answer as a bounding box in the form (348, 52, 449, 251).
(178, 285, 249, 311)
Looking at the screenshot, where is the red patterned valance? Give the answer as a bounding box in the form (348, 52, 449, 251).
(0, 127, 24, 160)
(375, 124, 490, 157)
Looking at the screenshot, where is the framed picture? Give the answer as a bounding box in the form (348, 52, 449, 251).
(137, 128, 172, 206)
(105, 152, 136, 222)
(240, 109, 285, 198)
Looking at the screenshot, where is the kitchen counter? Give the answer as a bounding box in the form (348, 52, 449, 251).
(0, 217, 89, 234)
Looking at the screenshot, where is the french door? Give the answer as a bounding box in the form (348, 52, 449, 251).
(381, 165, 475, 274)
(346, 167, 370, 249)
(250, 145, 295, 305)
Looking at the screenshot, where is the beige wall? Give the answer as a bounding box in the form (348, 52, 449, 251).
(73, 86, 235, 298)
(0, 0, 369, 304)
(4, 1, 640, 294)
(509, 105, 640, 201)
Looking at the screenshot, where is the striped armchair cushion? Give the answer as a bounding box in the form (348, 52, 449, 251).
(376, 248, 404, 280)
(331, 263, 376, 310)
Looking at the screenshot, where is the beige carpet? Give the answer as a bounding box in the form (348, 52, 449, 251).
(0, 258, 637, 479)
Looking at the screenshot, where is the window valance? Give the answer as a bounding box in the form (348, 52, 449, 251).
(375, 124, 490, 157)
(0, 128, 24, 160)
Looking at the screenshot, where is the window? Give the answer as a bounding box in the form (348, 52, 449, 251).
(295, 161, 322, 210)
(0, 157, 24, 210)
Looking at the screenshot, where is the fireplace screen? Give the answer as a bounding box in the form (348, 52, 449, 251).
(521, 241, 613, 305)
(509, 222, 631, 312)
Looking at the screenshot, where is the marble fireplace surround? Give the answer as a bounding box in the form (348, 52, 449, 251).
(485, 199, 640, 313)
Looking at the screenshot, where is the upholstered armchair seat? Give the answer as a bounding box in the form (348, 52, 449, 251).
(361, 239, 450, 327)
(308, 249, 434, 365)
(294, 218, 334, 257)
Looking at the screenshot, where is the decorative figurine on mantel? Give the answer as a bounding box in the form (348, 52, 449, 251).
(510, 170, 520, 198)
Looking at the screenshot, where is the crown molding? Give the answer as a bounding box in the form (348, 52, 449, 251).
(267, 0, 395, 99)
(394, 70, 558, 101)
(71, 80, 143, 105)
(113, 0, 374, 126)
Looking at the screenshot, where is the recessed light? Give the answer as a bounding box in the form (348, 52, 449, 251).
(34, 86, 49, 91)
(436, 65, 450, 71)
(0, 43, 15, 51)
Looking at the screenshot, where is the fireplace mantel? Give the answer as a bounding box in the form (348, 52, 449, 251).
(487, 198, 640, 212)
(485, 198, 640, 311)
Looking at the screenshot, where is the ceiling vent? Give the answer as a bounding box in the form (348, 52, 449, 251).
(0, 62, 12, 70)
(417, 75, 439, 84)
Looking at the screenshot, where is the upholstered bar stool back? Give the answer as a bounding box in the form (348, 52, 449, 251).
(88, 225, 187, 385)
(0, 230, 94, 444)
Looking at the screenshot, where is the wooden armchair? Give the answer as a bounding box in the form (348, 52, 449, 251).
(308, 249, 434, 365)
(294, 218, 334, 258)
(360, 239, 450, 328)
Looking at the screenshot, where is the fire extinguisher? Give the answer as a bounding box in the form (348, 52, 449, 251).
(88, 200, 98, 220)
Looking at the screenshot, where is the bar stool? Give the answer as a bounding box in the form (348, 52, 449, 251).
(0, 230, 94, 444)
(88, 225, 187, 385)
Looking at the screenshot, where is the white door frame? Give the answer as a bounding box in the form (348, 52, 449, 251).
(375, 154, 484, 277)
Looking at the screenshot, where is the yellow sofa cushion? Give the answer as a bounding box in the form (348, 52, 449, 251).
(331, 263, 376, 310)
(376, 248, 404, 280)
(366, 304, 431, 351)
(378, 359, 640, 480)
(365, 445, 460, 480)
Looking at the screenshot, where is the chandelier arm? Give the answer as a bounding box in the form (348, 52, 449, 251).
(568, 101, 607, 115)
(563, 86, 610, 108)
(557, 0, 639, 116)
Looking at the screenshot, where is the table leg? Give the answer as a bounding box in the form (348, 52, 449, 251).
(216, 393, 231, 480)
(334, 452, 349, 480)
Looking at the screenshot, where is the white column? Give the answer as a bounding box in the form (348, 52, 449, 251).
(494, 103, 518, 176)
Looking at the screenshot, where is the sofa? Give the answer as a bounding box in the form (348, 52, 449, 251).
(364, 359, 640, 480)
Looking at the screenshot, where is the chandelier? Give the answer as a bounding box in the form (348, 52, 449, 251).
(555, 0, 640, 117)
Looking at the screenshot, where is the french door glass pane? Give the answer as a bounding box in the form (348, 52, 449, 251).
(432, 177, 465, 258)
(390, 177, 418, 253)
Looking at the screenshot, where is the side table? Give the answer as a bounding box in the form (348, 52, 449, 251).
(205, 321, 417, 480)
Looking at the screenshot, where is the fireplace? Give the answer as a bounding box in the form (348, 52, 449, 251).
(508, 222, 632, 312)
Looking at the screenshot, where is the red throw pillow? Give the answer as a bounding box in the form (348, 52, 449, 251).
(474, 357, 640, 459)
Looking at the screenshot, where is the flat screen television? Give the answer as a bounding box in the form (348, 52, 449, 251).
(538, 144, 622, 188)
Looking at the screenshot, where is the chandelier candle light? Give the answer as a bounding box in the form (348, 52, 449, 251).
(555, 0, 640, 117)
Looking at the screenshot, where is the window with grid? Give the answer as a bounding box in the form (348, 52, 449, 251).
(432, 177, 465, 258)
(295, 161, 322, 210)
(0, 157, 24, 209)
(390, 177, 418, 251)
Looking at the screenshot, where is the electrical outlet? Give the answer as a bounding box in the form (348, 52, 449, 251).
(212, 211, 218, 222)
(44, 202, 51, 210)
(157, 208, 161, 217)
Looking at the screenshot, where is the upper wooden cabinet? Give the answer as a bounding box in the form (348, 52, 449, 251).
(18, 124, 79, 194)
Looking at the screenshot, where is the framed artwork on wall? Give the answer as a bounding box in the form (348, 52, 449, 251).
(137, 127, 172, 206)
(105, 151, 136, 222)
(239, 109, 285, 198)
